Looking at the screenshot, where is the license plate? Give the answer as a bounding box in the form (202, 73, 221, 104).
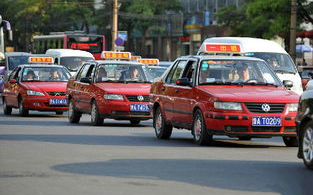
(252, 116, 281, 126)
(130, 104, 149, 112)
(49, 98, 67, 105)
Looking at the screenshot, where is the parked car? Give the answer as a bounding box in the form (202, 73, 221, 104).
(2, 57, 71, 116)
(66, 51, 152, 125)
(296, 89, 313, 170)
(150, 54, 299, 146)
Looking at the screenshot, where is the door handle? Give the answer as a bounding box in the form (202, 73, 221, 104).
(175, 89, 179, 93)
(161, 87, 165, 91)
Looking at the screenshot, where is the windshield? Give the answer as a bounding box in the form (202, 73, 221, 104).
(21, 67, 71, 82)
(60, 57, 93, 72)
(8, 56, 31, 70)
(198, 60, 282, 86)
(244, 52, 297, 74)
(95, 64, 149, 83)
(300, 68, 313, 78)
(144, 66, 167, 80)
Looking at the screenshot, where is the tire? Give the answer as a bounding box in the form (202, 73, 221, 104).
(192, 109, 213, 146)
(68, 99, 81, 123)
(130, 119, 140, 125)
(301, 122, 313, 170)
(90, 100, 103, 126)
(283, 137, 298, 147)
(56, 111, 63, 115)
(3, 97, 12, 115)
(153, 107, 172, 139)
(18, 96, 29, 116)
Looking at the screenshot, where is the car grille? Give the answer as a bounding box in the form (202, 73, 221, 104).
(44, 103, 67, 107)
(252, 126, 281, 132)
(47, 92, 66, 96)
(245, 103, 285, 113)
(130, 111, 151, 116)
(125, 95, 149, 102)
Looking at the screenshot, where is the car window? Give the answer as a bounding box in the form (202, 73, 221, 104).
(165, 60, 187, 84)
(76, 64, 91, 81)
(8, 67, 21, 80)
(182, 60, 197, 83)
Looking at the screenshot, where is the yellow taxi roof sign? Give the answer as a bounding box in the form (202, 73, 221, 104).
(101, 51, 131, 60)
(131, 55, 141, 61)
(28, 57, 54, 64)
(204, 44, 241, 53)
(137, 58, 159, 65)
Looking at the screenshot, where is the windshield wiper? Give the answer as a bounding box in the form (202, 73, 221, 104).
(274, 69, 295, 74)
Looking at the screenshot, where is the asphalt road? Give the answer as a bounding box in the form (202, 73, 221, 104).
(0, 108, 312, 195)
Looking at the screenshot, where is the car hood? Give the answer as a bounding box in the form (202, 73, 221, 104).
(94, 83, 151, 95)
(197, 86, 299, 103)
(21, 82, 67, 92)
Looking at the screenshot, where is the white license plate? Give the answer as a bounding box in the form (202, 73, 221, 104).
(130, 104, 149, 112)
(49, 99, 67, 105)
(252, 116, 281, 126)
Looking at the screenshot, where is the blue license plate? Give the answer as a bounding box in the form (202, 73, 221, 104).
(252, 116, 281, 126)
(49, 99, 67, 105)
(130, 104, 149, 112)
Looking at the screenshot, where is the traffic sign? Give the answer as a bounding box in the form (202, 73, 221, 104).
(114, 37, 124, 46)
(114, 46, 125, 51)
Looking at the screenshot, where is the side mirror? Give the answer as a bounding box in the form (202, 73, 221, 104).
(283, 80, 293, 90)
(176, 78, 190, 86)
(80, 77, 91, 84)
(9, 79, 17, 83)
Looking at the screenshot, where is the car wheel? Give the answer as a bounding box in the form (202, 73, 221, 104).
(91, 100, 103, 126)
(56, 111, 63, 115)
(153, 107, 172, 139)
(301, 122, 313, 170)
(18, 96, 29, 116)
(3, 97, 12, 115)
(283, 137, 298, 147)
(130, 119, 140, 125)
(68, 99, 81, 123)
(192, 109, 213, 146)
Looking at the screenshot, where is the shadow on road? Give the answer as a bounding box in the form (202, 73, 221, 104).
(51, 158, 312, 195)
(0, 133, 287, 148)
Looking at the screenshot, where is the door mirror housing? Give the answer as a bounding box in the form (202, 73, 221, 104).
(283, 80, 293, 90)
(80, 77, 91, 84)
(176, 78, 190, 86)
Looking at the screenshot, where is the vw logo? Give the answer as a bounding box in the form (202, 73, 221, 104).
(261, 103, 271, 112)
(137, 95, 144, 101)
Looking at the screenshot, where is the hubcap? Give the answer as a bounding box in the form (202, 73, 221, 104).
(68, 101, 73, 117)
(91, 103, 97, 122)
(194, 115, 202, 141)
(155, 111, 162, 134)
(303, 127, 313, 162)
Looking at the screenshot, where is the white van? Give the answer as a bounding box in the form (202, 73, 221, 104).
(46, 49, 94, 75)
(198, 37, 303, 94)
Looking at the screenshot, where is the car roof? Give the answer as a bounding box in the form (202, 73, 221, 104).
(4, 52, 33, 57)
(45, 49, 94, 58)
(178, 55, 265, 62)
(95, 60, 144, 66)
(199, 37, 287, 54)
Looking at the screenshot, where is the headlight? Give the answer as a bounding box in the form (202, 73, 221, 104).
(104, 94, 124, 100)
(26, 90, 45, 96)
(287, 103, 298, 112)
(214, 102, 242, 111)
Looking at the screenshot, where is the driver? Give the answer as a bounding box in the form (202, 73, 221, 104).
(235, 65, 250, 82)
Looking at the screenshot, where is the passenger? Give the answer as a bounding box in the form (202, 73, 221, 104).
(96, 67, 108, 82)
(270, 57, 279, 67)
(129, 66, 140, 80)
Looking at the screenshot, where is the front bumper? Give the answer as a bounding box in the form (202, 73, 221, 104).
(204, 112, 297, 138)
(23, 96, 68, 111)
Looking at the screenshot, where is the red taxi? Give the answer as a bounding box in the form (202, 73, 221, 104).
(150, 53, 300, 147)
(2, 57, 71, 116)
(66, 51, 152, 125)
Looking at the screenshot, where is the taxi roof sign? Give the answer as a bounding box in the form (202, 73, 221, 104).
(28, 57, 54, 64)
(137, 58, 159, 65)
(131, 55, 141, 61)
(101, 51, 131, 60)
(204, 44, 241, 53)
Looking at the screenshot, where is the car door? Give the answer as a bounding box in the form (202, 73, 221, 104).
(5, 67, 21, 107)
(73, 64, 92, 111)
(173, 60, 197, 125)
(79, 63, 96, 112)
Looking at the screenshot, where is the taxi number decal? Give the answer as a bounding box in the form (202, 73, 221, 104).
(130, 104, 149, 112)
(252, 116, 281, 126)
(49, 99, 67, 105)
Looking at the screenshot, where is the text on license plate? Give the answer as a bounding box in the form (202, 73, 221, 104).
(252, 116, 281, 126)
(130, 104, 149, 111)
(49, 99, 67, 105)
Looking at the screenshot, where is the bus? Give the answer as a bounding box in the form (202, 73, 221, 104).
(32, 31, 105, 60)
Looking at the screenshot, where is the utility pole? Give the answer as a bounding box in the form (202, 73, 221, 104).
(112, 0, 118, 51)
(289, 0, 297, 63)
